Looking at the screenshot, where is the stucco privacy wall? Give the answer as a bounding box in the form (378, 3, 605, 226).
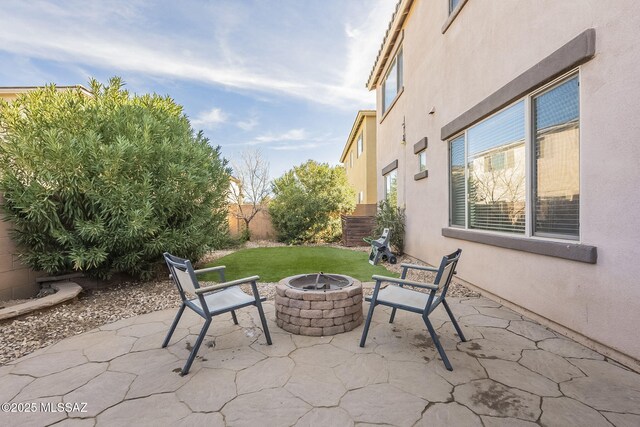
(0, 199, 39, 300)
(375, 0, 640, 363)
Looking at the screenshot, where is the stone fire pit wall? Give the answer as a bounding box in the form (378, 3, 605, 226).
(275, 279, 363, 336)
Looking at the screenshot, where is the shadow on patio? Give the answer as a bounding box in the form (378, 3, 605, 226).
(1, 297, 639, 426)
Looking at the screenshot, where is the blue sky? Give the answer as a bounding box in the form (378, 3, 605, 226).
(0, 0, 396, 179)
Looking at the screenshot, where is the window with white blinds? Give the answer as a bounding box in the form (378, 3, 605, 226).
(448, 72, 580, 240)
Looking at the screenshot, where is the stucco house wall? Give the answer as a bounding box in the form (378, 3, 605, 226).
(372, 0, 640, 367)
(340, 110, 378, 206)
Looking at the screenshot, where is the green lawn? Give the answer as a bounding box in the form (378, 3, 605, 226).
(200, 246, 399, 282)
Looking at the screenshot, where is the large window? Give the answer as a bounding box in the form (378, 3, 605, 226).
(384, 169, 398, 207)
(357, 133, 363, 157)
(382, 48, 403, 114)
(449, 73, 579, 239)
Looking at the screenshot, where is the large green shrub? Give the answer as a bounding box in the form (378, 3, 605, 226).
(269, 160, 355, 243)
(0, 78, 231, 279)
(373, 200, 406, 255)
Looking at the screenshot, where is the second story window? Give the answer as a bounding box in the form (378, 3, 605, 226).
(449, 0, 461, 14)
(382, 48, 403, 114)
(357, 133, 363, 157)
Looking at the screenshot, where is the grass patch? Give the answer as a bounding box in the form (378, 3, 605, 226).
(200, 246, 399, 282)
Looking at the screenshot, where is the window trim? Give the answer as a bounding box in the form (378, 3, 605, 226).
(442, 0, 469, 34)
(441, 29, 595, 140)
(446, 70, 583, 244)
(381, 46, 404, 119)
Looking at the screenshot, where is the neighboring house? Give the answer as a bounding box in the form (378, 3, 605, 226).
(0, 85, 91, 301)
(340, 110, 378, 215)
(368, 0, 640, 368)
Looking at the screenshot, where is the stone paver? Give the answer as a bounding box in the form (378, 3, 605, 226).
(340, 383, 427, 426)
(416, 402, 482, 427)
(540, 396, 612, 427)
(454, 379, 541, 421)
(1, 298, 638, 426)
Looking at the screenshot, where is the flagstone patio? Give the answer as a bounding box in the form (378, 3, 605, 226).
(1, 296, 639, 427)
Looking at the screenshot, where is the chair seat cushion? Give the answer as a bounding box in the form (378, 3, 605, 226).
(374, 285, 439, 311)
(191, 287, 255, 314)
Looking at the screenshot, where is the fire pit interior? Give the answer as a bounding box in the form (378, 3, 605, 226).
(275, 273, 363, 336)
(287, 272, 353, 291)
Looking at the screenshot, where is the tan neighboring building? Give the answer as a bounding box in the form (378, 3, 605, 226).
(340, 110, 377, 215)
(368, 0, 640, 368)
(0, 85, 91, 301)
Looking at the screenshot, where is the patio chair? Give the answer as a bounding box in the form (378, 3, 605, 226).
(162, 252, 272, 375)
(359, 249, 466, 370)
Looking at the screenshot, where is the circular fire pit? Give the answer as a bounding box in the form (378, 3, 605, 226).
(275, 273, 363, 336)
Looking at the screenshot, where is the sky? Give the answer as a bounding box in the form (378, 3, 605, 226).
(0, 0, 397, 179)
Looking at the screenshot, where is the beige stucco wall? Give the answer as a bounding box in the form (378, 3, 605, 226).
(0, 198, 39, 300)
(374, 0, 640, 364)
(343, 113, 378, 205)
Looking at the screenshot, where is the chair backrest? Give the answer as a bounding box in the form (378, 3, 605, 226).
(433, 249, 462, 300)
(164, 252, 200, 300)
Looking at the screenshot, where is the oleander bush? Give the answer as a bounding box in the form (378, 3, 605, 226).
(0, 78, 231, 279)
(269, 160, 355, 243)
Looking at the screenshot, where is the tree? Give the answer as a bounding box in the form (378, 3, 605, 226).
(269, 160, 355, 243)
(0, 78, 231, 279)
(228, 149, 271, 241)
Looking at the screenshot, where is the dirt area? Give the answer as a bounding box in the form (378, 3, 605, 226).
(0, 242, 478, 365)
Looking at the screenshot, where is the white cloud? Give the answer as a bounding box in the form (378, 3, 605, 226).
(0, 0, 395, 109)
(255, 128, 307, 143)
(191, 107, 228, 128)
(236, 116, 259, 131)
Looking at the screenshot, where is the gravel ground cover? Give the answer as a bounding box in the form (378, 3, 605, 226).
(0, 242, 478, 364)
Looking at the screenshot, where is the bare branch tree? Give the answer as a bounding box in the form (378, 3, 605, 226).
(228, 149, 271, 240)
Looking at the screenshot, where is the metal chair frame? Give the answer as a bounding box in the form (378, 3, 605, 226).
(359, 249, 466, 370)
(162, 252, 272, 375)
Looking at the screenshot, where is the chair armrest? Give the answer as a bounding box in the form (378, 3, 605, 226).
(371, 275, 439, 291)
(193, 266, 225, 275)
(195, 275, 260, 294)
(400, 263, 438, 272)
